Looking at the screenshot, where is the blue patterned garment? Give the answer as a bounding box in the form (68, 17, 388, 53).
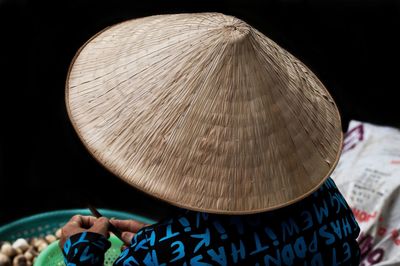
(62, 178, 361, 265)
(62, 231, 111, 265)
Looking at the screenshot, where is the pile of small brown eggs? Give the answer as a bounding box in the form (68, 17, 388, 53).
(0, 229, 62, 266)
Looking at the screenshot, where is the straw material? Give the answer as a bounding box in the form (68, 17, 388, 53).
(66, 13, 343, 214)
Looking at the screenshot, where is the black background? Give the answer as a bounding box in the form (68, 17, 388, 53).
(1, 0, 399, 225)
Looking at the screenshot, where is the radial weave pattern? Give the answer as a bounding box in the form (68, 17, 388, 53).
(66, 13, 342, 214)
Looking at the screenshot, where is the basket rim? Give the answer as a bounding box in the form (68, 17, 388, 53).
(0, 208, 156, 238)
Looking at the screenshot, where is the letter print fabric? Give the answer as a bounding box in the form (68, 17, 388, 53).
(64, 178, 361, 265)
(62, 231, 111, 265)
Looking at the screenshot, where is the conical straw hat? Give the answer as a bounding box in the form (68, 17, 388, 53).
(66, 12, 342, 214)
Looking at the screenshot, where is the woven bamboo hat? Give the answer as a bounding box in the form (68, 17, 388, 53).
(66, 12, 342, 214)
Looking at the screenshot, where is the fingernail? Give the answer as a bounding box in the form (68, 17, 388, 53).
(122, 232, 134, 238)
(98, 217, 109, 222)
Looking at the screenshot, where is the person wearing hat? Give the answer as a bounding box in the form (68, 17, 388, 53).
(59, 13, 361, 265)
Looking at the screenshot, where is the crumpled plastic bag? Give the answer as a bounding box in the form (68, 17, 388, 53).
(332, 120, 400, 265)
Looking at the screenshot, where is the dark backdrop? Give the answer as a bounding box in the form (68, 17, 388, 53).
(1, 0, 399, 225)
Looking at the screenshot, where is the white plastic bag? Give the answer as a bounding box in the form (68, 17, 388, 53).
(332, 120, 400, 265)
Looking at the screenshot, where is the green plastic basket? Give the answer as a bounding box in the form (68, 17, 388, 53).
(0, 209, 155, 242)
(0, 209, 156, 265)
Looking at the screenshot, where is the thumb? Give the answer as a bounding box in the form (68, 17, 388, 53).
(89, 217, 109, 237)
(121, 231, 135, 245)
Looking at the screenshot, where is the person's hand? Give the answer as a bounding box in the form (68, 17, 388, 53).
(109, 219, 150, 247)
(59, 215, 109, 249)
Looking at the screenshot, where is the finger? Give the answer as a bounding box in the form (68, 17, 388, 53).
(69, 215, 83, 226)
(89, 217, 109, 237)
(109, 219, 147, 233)
(59, 228, 85, 245)
(62, 215, 84, 231)
(121, 231, 135, 245)
(80, 216, 97, 228)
